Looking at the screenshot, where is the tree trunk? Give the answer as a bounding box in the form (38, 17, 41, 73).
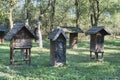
(75, 0, 79, 27)
(9, 8, 13, 29)
(50, 0, 56, 31)
(25, 0, 30, 26)
(90, 14, 94, 26)
(89, 0, 102, 27)
(25, 19, 29, 26)
(37, 21, 43, 48)
(36, 0, 50, 48)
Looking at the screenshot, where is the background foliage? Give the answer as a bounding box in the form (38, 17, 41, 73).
(0, 0, 120, 37)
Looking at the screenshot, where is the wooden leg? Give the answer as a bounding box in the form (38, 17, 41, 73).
(10, 48, 14, 65)
(21, 49, 25, 60)
(1, 38, 3, 43)
(90, 51, 92, 59)
(101, 52, 104, 61)
(28, 49, 31, 65)
(25, 49, 28, 64)
(0, 38, 1, 43)
(10, 48, 12, 64)
(95, 52, 98, 61)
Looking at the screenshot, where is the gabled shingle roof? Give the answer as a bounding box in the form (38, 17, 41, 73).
(85, 26, 111, 35)
(4, 23, 36, 40)
(0, 25, 7, 32)
(48, 28, 67, 41)
(61, 26, 83, 33)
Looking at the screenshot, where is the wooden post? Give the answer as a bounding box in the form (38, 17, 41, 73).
(28, 48, 31, 65)
(95, 52, 98, 61)
(1, 38, 4, 43)
(101, 52, 104, 60)
(25, 49, 28, 64)
(10, 47, 14, 64)
(0, 38, 1, 43)
(90, 51, 92, 59)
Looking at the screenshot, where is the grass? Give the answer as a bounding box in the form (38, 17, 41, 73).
(0, 39, 120, 80)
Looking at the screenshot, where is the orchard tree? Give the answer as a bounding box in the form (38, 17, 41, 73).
(9, 0, 17, 29)
(49, 0, 56, 31)
(89, 0, 109, 26)
(37, 0, 50, 48)
(25, 0, 31, 26)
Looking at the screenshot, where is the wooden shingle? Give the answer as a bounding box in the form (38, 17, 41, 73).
(0, 25, 7, 32)
(4, 23, 36, 40)
(61, 26, 83, 33)
(61, 26, 83, 48)
(48, 28, 67, 41)
(85, 26, 110, 35)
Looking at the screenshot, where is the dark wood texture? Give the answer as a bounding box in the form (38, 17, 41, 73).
(90, 34, 104, 52)
(90, 33, 104, 61)
(13, 28, 32, 48)
(62, 26, 83, 48)
(69, 33, 78, 48)
(0, 32, 4, 43)
(49, 28, 66, 67)
(86, 27, 110, 61)
(10, 48, 31, 65)
(4, 23, 35, 65)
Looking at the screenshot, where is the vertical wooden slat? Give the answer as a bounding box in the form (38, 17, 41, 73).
(50, 34, 66, 67)
(50, 40, 55, 65)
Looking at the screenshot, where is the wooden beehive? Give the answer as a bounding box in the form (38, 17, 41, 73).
(4, 23, 36, 65)
(0, 25, 7, 43)
(86, 26, 110, 60)
(48, 28, 67, 67)
(62, 26, 83, 48)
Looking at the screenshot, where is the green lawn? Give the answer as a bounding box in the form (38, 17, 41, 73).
(0, 39, 120, 80)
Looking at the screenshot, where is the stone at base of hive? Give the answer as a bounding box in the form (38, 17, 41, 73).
(97, 58, 104, 62)
(54, 62, 65, 67)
